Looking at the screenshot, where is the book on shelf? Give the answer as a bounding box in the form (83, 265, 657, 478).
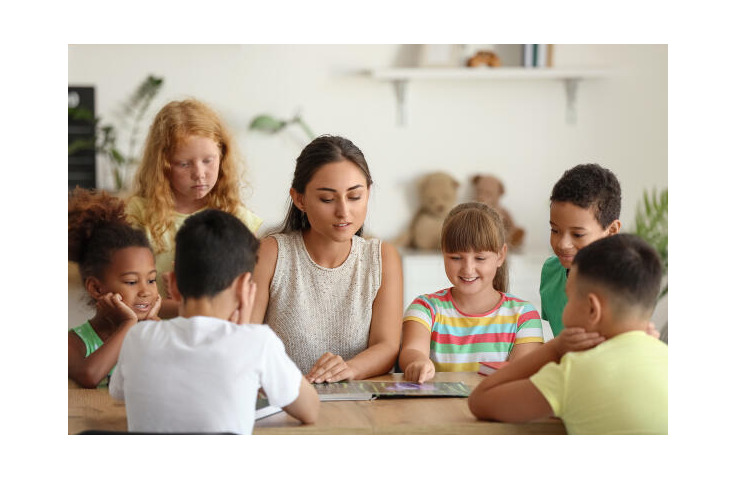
(522, 44, 554, 68)
(312, 381, 472, 401)
(478, 361, 509, 376)
(255, 390, 282, 420)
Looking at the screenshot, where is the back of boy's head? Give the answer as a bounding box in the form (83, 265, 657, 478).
(174, 209, 259, 299)
(573, 234, 662, 315)
(68, 187, 152, 284)
(550, 163, 621, 228)
(441, 202, 509, 292)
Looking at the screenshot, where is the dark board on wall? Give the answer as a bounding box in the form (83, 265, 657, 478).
(68, 86, 96, 190)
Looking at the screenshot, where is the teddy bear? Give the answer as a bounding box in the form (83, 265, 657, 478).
(467, 50, 501, 68)
(472, 174, 525, 249)
(394, 172, 459, 250)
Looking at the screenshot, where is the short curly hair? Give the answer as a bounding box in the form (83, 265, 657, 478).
(68, 187, 152, 285)
(550, 163, 621, 228)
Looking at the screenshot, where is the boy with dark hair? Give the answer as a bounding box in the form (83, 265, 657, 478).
(540, 163, 622, 337)
(469, 234, 667, 434)
(110, 209, 319, 434)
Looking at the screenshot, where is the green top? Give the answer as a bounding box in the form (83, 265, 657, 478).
(539, 255, 568, 337)
(69, 320, 111, 386)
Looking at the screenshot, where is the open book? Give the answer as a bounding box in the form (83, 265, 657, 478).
(312, 381, 471, 401)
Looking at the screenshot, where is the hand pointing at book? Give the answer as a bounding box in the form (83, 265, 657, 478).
(403, 358, 436, 384)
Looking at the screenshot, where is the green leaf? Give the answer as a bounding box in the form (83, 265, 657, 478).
(249, 115, 287, 133)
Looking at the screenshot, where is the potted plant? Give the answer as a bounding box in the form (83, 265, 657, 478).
(68, 75, 164, 192)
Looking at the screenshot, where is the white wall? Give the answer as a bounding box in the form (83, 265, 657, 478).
(68, 44, 667, 256)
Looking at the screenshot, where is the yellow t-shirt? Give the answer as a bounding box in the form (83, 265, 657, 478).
(530, 331, 668, 434)
(125, 196, 263, 297)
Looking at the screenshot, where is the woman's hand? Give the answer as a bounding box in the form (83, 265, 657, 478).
(402, 358, 435, 384)
(96, 293, 138, 326)
(306, 353, 357, 384)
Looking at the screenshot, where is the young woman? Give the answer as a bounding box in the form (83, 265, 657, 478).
(250, 135, 403, 383)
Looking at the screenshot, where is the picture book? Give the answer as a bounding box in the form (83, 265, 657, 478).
(478, 361, 509, 376)
(312, 381, 471, 401)
(255, 390, 282, 420)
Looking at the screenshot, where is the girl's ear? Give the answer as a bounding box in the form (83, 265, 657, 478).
(85, 277, 105, 300)
(289, 188, 305, 212)
(607, 219, 622, 236)
(497, 243, 508, 267)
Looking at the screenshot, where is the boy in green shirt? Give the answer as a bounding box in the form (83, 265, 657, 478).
(469, 234, 667, 434)
(539, 164, 622, 337)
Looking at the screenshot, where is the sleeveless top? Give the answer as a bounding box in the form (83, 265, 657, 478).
(264, 232, 382, 374)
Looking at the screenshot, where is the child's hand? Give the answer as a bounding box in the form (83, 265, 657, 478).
(228, 273, 257, 325)
(306, 353, 356, 384)
(403, 359, 435, 384)
(146, 294, 162, 321)
(97, 293, 138, 326)
(551, 327, 605, 357)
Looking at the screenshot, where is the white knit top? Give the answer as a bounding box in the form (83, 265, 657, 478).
(264, 231, 382, 374)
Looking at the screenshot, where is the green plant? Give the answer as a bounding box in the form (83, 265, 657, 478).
(633, 187, 668, 300)
(68, 75, 164, 191)
(249, 110, 315, 142)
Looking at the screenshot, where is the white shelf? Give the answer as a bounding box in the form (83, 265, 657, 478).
(368, 67, 608, 81)
(364, 67, 610, 125)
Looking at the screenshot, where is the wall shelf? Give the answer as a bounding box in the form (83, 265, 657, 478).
(365, 67, 609, 125)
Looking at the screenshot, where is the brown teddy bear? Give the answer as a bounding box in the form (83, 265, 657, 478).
(472, 174, 525, 249)
(394, 172, 460, 250)
(467, 50, 501, 67)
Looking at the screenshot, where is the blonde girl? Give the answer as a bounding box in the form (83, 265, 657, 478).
(399, 202, 544, 383)
(68, 188, 161, 388)
(126, 99, 262, 317)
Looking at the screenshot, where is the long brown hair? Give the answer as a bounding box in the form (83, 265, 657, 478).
(441, 202, 508, 292)
(130, 99, 246, 252)
(277, 135, 373, 236)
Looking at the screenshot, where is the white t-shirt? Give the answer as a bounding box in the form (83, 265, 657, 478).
(109, 316, 302, 434)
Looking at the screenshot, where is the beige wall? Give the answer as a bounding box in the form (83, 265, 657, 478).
(68, 44, 667, 254)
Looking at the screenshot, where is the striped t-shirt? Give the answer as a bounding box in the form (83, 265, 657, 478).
(403, 288, 544, 372)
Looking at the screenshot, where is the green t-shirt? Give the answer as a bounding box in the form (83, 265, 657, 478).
(539, 255, 568, 337)
(69, 320, 111, 386)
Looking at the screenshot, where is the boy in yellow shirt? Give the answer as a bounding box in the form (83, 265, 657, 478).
(469, 234, 667, 434)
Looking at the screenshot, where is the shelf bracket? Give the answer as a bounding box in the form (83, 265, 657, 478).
(564, 78, 581, 125)
(392, 79, 408, 126)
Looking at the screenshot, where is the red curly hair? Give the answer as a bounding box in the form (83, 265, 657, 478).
(129, 99, 248, 252)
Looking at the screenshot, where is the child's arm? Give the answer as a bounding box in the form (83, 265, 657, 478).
(507, 342, 543, 362)
(398, 320, 435, 383)
(280, 377, 320, 425)
(468, 328, 603, 422)
(307, 242, 403, 383)
(68, 293, 159, 388)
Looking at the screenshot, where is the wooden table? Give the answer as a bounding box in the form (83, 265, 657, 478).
(69, 372, 565, 435)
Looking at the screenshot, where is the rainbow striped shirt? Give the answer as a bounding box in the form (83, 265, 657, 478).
(403, 288, 544, 372)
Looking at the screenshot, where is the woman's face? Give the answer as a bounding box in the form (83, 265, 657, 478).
(169, 135, 221, 213)
(292, 160, 370, 242)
